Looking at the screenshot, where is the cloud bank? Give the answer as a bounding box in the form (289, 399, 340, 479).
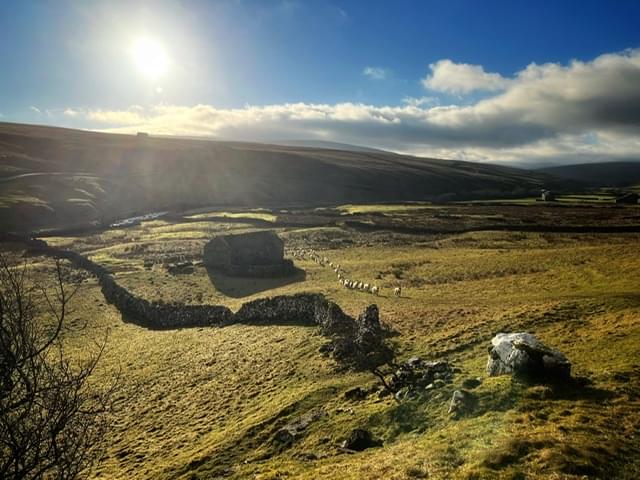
(422, 59, 510, 94)
(70, 49, 640, 165)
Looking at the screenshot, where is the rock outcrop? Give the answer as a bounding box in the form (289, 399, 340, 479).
(448, 389, 476, 418)
(341, 429, 382, 451)
(487, 332, 571, 379)
(273, 409, 325, 446)
(389, 357, 455, 395)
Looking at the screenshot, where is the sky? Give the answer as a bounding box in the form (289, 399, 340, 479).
(1, 0, 640, 165)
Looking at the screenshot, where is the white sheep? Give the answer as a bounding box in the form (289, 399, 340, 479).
(371, 286, 379, 295)
(363, 283, 370, 292)
(393, 286, 402, 297)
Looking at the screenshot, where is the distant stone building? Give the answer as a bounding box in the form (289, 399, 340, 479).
(541, 190, 556, 202)
(615, 192, 639, 205)
(203, 231, 294, 277)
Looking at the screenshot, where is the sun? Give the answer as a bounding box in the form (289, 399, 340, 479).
(130, 37, 169, 79)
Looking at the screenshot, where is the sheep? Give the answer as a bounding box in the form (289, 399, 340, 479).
(371, 286, 379, 296)
(338, 273, 344, 281)
(363, 283, 370, 292)
(393, 286, 402, 297)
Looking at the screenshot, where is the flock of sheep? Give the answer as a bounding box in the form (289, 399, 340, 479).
(289, 248, 402, 297)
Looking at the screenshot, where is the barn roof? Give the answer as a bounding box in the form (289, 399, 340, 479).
(212, 230, 283, 250)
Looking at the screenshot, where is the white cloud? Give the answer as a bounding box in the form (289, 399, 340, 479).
(29, 106, 42, 114)
(363, 66, 388, 80)
(63, 108, 80, 117)
(63, 49, 640, 165)
(422, 59, 510, 94)
(402, 96, 438, 107)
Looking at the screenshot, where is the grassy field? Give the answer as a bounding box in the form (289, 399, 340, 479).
(7, 206, 640, 479)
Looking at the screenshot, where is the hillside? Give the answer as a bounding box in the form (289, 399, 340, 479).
(15, 212, 640, 480)
(0, 122, 566, 232)
(269, 139, 390, 154)
(538, 161, 640, 187)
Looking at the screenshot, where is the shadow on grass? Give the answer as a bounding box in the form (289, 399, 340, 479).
(523, 375, 619, 403)
(206, 265, 306, 298)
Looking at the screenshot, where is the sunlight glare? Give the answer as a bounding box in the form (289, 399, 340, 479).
(131, 37, 169, 79)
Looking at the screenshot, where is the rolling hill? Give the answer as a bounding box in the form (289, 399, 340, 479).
(538, 161, 640, 187)
(0, 122, 568, 232)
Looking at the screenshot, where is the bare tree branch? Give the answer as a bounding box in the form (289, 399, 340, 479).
(0, 254, 116, 480)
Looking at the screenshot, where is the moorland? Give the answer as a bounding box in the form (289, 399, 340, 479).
(1, 123, 640, 479)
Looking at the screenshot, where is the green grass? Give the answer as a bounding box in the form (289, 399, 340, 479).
(186, 211, 278, 222)
(11, 207, 640, 479)
(336, 203, 434, 214)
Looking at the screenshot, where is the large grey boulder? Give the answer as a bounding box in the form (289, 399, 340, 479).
(487, 333, 571, 379)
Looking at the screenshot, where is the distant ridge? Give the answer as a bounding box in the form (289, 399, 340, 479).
(538, 161, 640, 187)
(0, 121, 569, 231)
(270, 139, 390, 154)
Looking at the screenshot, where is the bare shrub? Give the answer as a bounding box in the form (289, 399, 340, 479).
(0, 255, 116, 479)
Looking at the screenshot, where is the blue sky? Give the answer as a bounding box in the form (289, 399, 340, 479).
(1, 0, 640, 164)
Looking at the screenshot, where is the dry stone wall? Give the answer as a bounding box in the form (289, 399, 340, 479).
(6, 235, 361, 336)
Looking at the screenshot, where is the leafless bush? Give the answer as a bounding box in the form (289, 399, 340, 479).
(0, 255, 116, 479)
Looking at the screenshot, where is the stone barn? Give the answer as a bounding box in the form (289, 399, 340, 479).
(203, 231, 295, 277)
(541, 190, 556, 201)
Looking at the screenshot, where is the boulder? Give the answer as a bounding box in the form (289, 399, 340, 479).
(341, 429, 382, 451)
(448, 389, 476, 418)
(344, 387, 368, 401)
(487, 332, 571, 379)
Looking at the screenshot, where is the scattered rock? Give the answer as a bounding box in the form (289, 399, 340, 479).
(395, 387, 411, 402)
(344, 387, 368, 401)
(273, 409, 325, 446)
(377, 388, 392, 399)
(461, 377, 482, 389)
(487, 332, 571, 379)
(341, 429, 382, 451)
(165, 261, 194, 275)
(433, 379, 446, 389)
(448, 389, 476, 418)
(273, 427, 297, 445)
(389, 357, 456, 394)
